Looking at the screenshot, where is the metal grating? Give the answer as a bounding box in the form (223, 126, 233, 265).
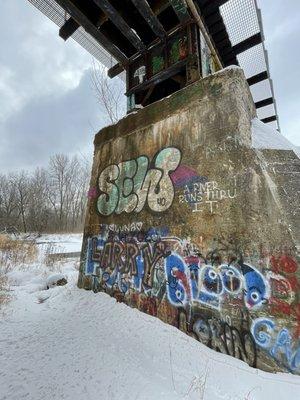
(237, 44, 266, 78)
(257, 104, 276, 120)
(220, 0, 279, 130)
(27, 0, 118, 71)
(220, 0, 260, 46)
(266, 120, 278, 130)
(250, 79, 271, 102)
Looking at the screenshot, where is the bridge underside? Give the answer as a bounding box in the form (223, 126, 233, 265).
(28, 0, 280, 129)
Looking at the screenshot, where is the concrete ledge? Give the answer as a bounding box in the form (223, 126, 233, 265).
(94, 67, 256, 148)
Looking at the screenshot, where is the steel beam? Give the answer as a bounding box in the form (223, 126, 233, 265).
(131, 0, 166, 39)
(247, 71, 268, 86)
(55, 0, 128, 64)
(255, 97, 273, 109)
(261, 115, 277, 123)
(59, 17, 79, 40)
(232, 32, 262, 55)
(92, 0, 146, 52)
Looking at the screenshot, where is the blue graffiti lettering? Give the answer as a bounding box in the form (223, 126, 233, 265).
(251, 318, 300, 372)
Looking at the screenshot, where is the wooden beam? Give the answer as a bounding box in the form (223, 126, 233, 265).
(108, 63, 124, 78)
(232, 33, 262, 55)
(169, 0, 191, 22)
(261, 115, 277, 124)
(131, 0, 166, 39)
(55, 0, 128, 65)
(255, 97, 274, 109)
(92, 0, 146, 52)
(247, 71, 268, 86)
(59, 17, 79, 41)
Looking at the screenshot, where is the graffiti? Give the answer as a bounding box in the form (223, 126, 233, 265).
(170, 0, 189, 17)
(268, 254, 300, 337)
(170, 37, 188, 63)
(267, 271, 296, 314)
(193, 316, 257, 367)
(241, 263, 269, 310)
(178, 178, 237, 214)
(100, 222, 143, 234)
(200, 30, 213, 77)
(251, 318, 300, 372)
(165, 253, 191, 306)
(165, 251, 269, 311)
(271, 254, 298, 274)
(85, 231, 270, 312)
(87, 186, 98, 199)
(97, 147, 181, 216)
(85, 232, 171, 293)
(170, 165, 207, 188)
(133, 66, 146, 84)
(152, 55, 164, 74)
(83, 230, 299, 374)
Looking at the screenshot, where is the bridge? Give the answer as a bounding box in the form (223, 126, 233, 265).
(28, 0, 279, 128)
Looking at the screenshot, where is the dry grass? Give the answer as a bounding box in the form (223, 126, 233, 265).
(43, 242, 64, 272)
(0, 234, 38, 273)
(0, 234, 38, 308)
(0, 273, 10, 307)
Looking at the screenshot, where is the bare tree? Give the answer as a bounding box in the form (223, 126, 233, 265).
(68, 156, 90, 230)
(0, 154, 91, 234)
(91, 60, 126, 124)
(48, 154, 70, 230)
(0, 174, 18, 230)
(12, 171, 30, 233)
(47, 154, 90, 232)
(27, 168, 49, 233)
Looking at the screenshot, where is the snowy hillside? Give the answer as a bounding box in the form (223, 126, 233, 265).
(0, 235, 300, 400)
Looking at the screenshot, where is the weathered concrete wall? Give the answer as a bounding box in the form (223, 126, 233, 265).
(78, 68, 300, 375)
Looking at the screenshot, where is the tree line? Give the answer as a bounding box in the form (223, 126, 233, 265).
(0, 154, 91, 233)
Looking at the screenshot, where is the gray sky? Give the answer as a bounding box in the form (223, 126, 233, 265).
(0, 0, 299, 173)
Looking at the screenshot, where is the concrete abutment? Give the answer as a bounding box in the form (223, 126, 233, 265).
(79, 68, 300, 375)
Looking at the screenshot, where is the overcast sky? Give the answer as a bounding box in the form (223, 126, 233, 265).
(0, 0, 299, 173)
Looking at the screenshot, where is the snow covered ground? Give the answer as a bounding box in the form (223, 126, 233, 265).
(1, 234, 300, 400)
(35, 233, 83, 253)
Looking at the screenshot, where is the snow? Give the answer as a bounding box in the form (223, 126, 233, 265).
(1, 234, 300, 399)
(211, 65, 242, 76)
(251, 118, 300, 158)
(36, 233, 83, 253)
(46, 273, 67, 288)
